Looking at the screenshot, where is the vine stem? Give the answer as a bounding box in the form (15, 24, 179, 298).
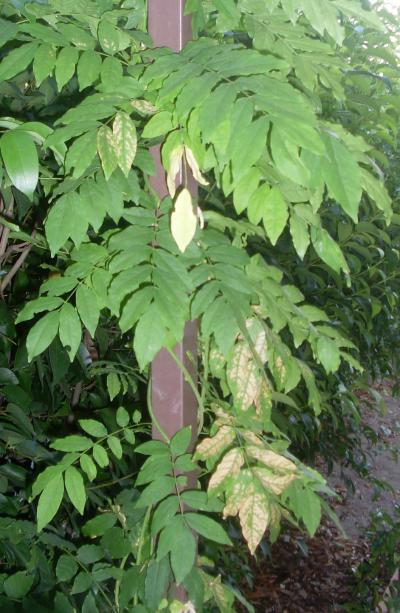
(166, 347, 204, 433)
(146, 379, 170, 444)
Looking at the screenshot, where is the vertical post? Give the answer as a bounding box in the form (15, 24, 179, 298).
(148, 1, 198, 448)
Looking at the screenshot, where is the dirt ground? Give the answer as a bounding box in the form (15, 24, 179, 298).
(240, 382, 400, 612)
(327, 384, 400, 539)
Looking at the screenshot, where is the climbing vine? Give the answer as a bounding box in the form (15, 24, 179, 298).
(0, 0, 399, 611)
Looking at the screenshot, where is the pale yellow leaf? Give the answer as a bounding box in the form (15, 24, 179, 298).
(167, 144, 184, 197)
(208, 448, 244, 491)
(247, 447, 297, 473)
(227, 342, 260, 410)
(195, 425, 235, 461)
(184, 146, 209, 187)
(253, 467, 296, 495)
(130, 99, 158, 115)
(223, 473, 249, 519)
(239, 486, 270, 555)
(242, 431, 264, 448)
(112, 111, 137, 177)
(170, 188, 198, 253)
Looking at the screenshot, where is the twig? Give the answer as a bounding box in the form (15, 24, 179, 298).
(0, 228, 36, 294)
(0, 195, 14, 260)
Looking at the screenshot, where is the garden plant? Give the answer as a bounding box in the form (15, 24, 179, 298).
(0, 0, 399, 611)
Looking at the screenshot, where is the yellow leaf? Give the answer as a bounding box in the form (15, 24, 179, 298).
(227, 342, 261, 410)
(195, 425, 235, 461)
(247, 446, 297, 473)
(223, 473, 249, 519)
(208, 448, 244, 491)
(184, 146, 209, 187)
(170, 188, 198, 253)
(167, 144, 184, 197)
(239, 485, 270, 555)
(253, 467, 296, 495)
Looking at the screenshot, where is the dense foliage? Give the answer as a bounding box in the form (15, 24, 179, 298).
(0, 0, 399, 610)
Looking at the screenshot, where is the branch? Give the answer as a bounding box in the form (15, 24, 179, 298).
(0, 196, 14, 260)
(0, 229, 36, 295)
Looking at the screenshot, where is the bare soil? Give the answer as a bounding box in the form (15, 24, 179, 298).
(241, 382, 400, 612)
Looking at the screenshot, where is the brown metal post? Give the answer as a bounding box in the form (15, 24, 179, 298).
(148, 1, 198, 448)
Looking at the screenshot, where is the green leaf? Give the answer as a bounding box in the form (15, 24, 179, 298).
(97, 125, 118, 180)
(135, 440, 169, 456)
(158, 518, 196, 585)
(185, 513, 232, 545)
(4, 571, 34, 599)
(145, 559, 170, 611)
(231, 117, 269, 182)
(26, 310, 60, 362)
(71, 572, 92, 595)
(37, 473, 64, 532)
(79, 419, 107, 438)
(289, 211, 310, 260)
(151, 496, 180, 535)
(82, 513, 117, 537)
(59, 303, 81, 361)
(51, 435, 92, 452)
(77, 49, 102, 90)
(0, 42, 38, 83)
(134, 305, 168, 370)
(65, 466, 86, 515)
(16, 296, 63, 324)
(92, 444, 109, 468)
(65, 130, 97, 178)
(0, 129, 39, 199)
(55, 46, 79, 91)
(107, 372, 121, 401)
(262, 187, 288, 245)
(311, 226, 349, 274)
(45, 192, 88, 256)
(247, 183, 270, 225)
(80, 454, 97, 482)
(77, 545, 104, 564)
(142, 111, 173, 139)
(316, 336, 341, 374)
(56, 555, 78, 583)
(113, 112, 137, 176)
(170, 426, 192, 457)
(33, 44, 57, 86)
(321, 134, 361, 222)
(76, 285, 100, 337)
(233, 167, 261, 214)
(107, 436, 123, 459)
(286, 482, 321, 537)
(101, 526, 130, 558)
(116, 406, 130, 428)
(135, 476, 175, 508)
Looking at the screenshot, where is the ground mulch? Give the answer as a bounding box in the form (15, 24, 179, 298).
(239, 382, 399, 612)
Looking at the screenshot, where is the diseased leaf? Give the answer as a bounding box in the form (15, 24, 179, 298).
(97, 125, 118, 180)
(171, 188, 198, 253)
(113, 112, 137, 176)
